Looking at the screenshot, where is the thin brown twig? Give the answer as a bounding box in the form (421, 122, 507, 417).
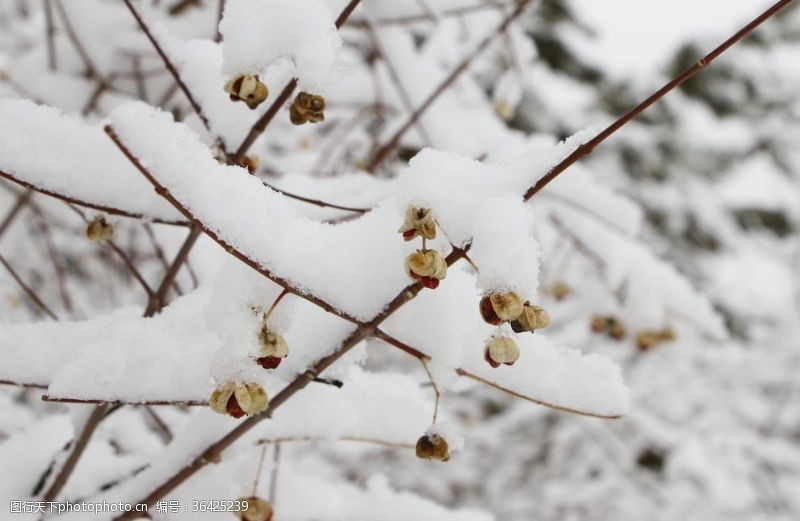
(256, 436, 414, 450)
(122, 0, 211, 131)
(261, 180, 369, 214)
(366, 0, 533, 172)
(0, 254, 57, 320)
(0, 169, 188, 226)
(41, 396, 206, 406)
(43, 0, 58, 71)
(53, 0, 99, 78)
(0, 189, 32, 239)
(267, 443, 280, 504)
(522, 0, 795, 201)
(143, 406, 173, 443)
(42, 405, 109, 501)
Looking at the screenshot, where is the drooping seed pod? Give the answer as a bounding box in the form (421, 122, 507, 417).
(209, 382, 268, 418)
(238, 497, 273, 521)
(479, 291, 524, 325)
(550, 281, 572, 301)
(224, 74, 269, 110)
(510, 303, 550, 333)
(256, 324, 288, 370)
(405, 249, 447, 289)
(484, 336, 520, 368)
(397, 206, 436, 241)
(238, 155, 260, 174)
(590, 315, 609, 334)
(607, 317, 626, 340)
(635, 329, 675, 351)
(415, 433, 449, 462)
(289, 91, 326, 125)
(86, 216, 114, 241)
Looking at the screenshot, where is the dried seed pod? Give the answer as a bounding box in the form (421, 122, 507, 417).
(397, 206, 436, 241)
(238, 155, 260, 174)
(238, 497, 273, 521)
(256, 325, 288, 369)
(550, 281, 572, 301)
(484, 336, 520, 368)
(635, 329, 675, 351)
(479, 291, 524, 324)
(209, 382, 268, 418)
(415, 433, 449, 462)
(590, 315, 610, 334)
(86, 216, 114, 241)
(289, 91, 326, 125)
(405, 249, 447, 289)
(224, 74, 269, 109)
(607, 317, 626, 340)
(510, 303, 550, 333)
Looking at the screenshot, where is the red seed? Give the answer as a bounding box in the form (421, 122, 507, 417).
(421, 277, 439, 289)
(480, 296, 502, 325)
(256, 356, 282, 369)
(402, 229, 416, 240)
(226, 394, 245, 418)
(483, 347, 501, 368)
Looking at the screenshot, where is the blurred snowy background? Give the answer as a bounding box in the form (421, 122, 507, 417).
(0, 1, 799, 520)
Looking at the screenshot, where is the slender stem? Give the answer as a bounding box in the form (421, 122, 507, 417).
(0, 189, 32, 239)
(41, 396, 206, 406)
(262, 288, 289, 321)
(261, 180, 369, 214)
(122, 0, 211, 131)
(522, 0, 795, 201)
(267, 443, 280, 504)
(420, 358, 440, 424)
(144, 228, 200, 317)
(0, 254, 57, 319)
(366, 0, 533, 172)
(251, 444, 268, 497)
(42, 405, 109, 501)
(53, 0, 99, 77)
(143, 406, 173, 443)
(256, 436, 414, 450)
(43, 0, 58, 71)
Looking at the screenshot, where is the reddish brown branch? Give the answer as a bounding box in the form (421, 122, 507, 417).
(42, 396, 206, 406)
(522, 0, 795, 201)
(366, 0, 533, 172)
(261, 180, 369, 214)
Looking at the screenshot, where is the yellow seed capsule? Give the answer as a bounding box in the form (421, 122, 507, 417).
(635, 329, 675, 351)
(397, 206, 436, 241)
(208, 382, 268, 418)
(404, 249, 447, 288)
(488, 291, 524, 322)
(415, 433, 449, 462)
(238, 155, 260, 174)
(237, 497, 273, 521)
(256, 324, 289, 369)
(484, 336, 520, 368)
(224, 74, 269, 110)
(289, 91, 326, 125)
(86, 216, 114, 241)
(511, 303, 550, 333)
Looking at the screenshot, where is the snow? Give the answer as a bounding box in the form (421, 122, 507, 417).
(219, 0, 343, 91)
(0, 100, 184, 223)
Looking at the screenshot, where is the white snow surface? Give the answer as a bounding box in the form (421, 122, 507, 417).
(0, 99, 183, 223)
(220, 0, 343, 90)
